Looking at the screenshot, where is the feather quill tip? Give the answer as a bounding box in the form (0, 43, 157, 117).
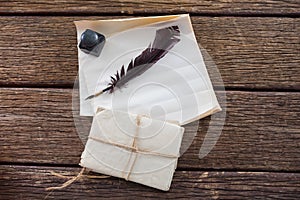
(85, 95, 95, 100)
(85, 90, 104, 100)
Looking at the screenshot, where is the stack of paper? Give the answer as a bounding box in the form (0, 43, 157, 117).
(80, 109, 184, 191)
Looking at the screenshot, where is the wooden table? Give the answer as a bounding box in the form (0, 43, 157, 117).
(1, 1, 299, 199)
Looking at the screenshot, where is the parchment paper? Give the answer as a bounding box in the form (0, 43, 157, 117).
(75, 14, 221, 125)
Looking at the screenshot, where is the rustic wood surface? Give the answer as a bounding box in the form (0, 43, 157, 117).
(0, 1, 299, 199)
(1, 165, 300, 199)
(0, 17, 299, 90)
(1, 88, 300, 171)
(0, 0, 299, 15)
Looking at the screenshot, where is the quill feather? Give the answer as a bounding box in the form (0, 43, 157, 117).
(86, 25, 180, 100)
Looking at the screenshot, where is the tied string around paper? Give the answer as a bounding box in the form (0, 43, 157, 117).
(45, 114, 179, 192)
(88, 115, 179, 181)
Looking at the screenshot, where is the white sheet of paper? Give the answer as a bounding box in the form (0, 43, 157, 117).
(80, 109, 184, 191)
(75, 14, 221, 125)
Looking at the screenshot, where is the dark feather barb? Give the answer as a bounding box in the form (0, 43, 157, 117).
(85, 25, 180, 100)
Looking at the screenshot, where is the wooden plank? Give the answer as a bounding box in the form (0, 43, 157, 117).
(1, 88, 300, 171)
(0, 16, 299, 90)
(0, 0, 299, 15)
(1, 165, 300, 199)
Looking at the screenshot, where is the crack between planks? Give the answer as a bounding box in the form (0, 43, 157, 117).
(0, 12, 299, 18)
(0, 85, 299, 93)
(1, 162, 300, 174)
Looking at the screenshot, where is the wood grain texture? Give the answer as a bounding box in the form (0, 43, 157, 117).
(1, 88, 299, 171)
(0, 16, 299, 90)
(1, 165, 300, 199)
(1, 1, 299, 199)
(0, 0, 299, 15)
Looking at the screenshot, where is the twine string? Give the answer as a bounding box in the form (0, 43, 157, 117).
(45, 167, 86, 191)
(123, 115, 141, 180)
(45, 168, 109, 191)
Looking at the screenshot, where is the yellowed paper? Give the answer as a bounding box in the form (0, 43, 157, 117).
(74, 14, 221, 125)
